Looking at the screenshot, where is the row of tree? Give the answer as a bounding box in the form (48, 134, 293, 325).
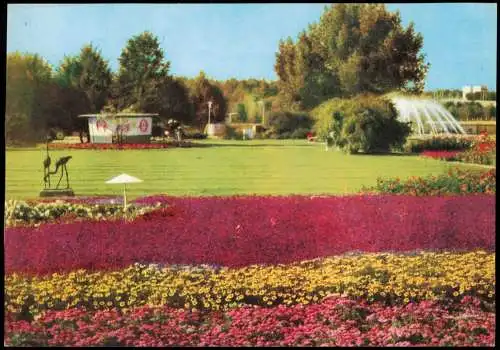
(6, 32, 285, 144)
(421, 89, 496, 101)
(464, 91, 496, 101)
(443, 101, 496, 121)
(6, 32, 237, 144)
(10, 4, 489, 144)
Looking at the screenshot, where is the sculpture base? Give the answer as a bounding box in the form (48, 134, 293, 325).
(39, 188, 75, 198)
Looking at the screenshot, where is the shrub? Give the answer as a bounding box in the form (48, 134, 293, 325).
(363, 168, 496, 195)
(276, 131, 292, 139)
(266, 111, 313, 139)
(311, 95, 411, 154)
(223, 125, 243, 140)
(186, 132, 207, 140)
(290, 128, 310, 139)
(458, 150, 496, 166)
(5, 114, 38, 146)
(404, 135, 475, 153)
(445, 101, 493, 120)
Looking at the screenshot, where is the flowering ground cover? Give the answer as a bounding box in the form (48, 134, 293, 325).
(5, 194, 495, 275)
(455, 135, 496, 166)
(4, 199, 165, 227)
(4, 193, 496, 346)
(4, 296, 495, 347)
(5, 251, 494, 318)
(364, 168, 495, 195)
(415, 134, 496, 166)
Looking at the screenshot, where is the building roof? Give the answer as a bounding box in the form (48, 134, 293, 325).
(78, 113, 159, 118)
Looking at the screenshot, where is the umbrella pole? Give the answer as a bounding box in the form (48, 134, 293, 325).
(123, 183, 127, 211)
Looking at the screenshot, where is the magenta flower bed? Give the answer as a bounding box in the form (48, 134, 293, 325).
(4, 296, 495, 347)
(4, 195, 495, 275)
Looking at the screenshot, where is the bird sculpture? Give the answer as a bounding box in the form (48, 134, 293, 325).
(45, 156, 72, 189)
(43, 140, 52, 188)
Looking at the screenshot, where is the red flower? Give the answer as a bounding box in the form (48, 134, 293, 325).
(420, 150, 461, 160)
(47, 142, 193, 151)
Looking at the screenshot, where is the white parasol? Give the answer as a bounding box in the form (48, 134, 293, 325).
(105, 173, 143, 209)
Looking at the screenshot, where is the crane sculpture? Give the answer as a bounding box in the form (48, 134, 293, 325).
(44, 155, 72, 189)
(43, 138, 52, 188)
(41, 136, 74, 197)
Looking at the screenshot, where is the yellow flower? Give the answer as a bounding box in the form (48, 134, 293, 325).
(4, 250, 494, 317)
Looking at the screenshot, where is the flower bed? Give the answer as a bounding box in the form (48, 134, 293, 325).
(4, 199, 165, 227)
(364, 168, 495, 195)
(420, 150, 462, 160)
(47, 141, 194, 150)
(4, 195, 495, 275)
(413, 134, 496, 166)
(455, 135, 496, 166)
(4, 296, 495, 347)
(5, 251, 494, 318)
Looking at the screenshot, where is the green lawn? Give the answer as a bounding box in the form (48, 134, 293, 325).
(5, 139, 474, 200)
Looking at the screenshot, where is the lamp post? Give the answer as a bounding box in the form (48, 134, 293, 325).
(258, 100, 265, 125)
(208, 100, 213, 125)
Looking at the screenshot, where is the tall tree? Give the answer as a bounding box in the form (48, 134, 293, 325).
(275, 37, 302, 110)
(115, 31, 170, 111)
(146, 77, 194, 124)
(186, 71, 228, 128)
(275, 4, 429, 109)
(6, 52, 53, 143)
(53, 44, 112, 136)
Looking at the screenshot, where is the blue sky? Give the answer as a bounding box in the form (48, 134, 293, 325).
(7, 3, 497, 90)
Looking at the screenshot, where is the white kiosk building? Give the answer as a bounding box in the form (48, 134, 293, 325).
(78, 113, 159, 144)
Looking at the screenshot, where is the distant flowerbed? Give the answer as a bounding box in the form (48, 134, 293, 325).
(455, 135, 496, 166)
(415, 133, 496, 166)
(420, 150, 462, 160)
(47, 141, 194, 150)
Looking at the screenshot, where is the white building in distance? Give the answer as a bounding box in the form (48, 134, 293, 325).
(462, 85, 488, 100)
